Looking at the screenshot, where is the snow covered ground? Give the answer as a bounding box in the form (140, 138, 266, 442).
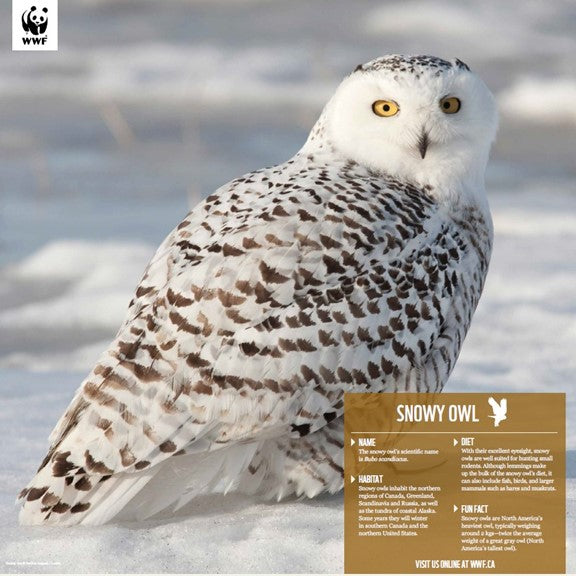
(0, 0, 575, 573)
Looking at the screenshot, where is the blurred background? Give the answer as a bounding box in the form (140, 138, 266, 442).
(0, 0, 575, 440)
(1, 0, 576, 420)
(0, 1, 574, 571)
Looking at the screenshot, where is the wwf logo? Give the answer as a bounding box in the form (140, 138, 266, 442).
(12, 0, 57, 51)
(21, 5, 48, 36)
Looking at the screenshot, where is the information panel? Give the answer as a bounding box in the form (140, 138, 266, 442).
(344, 393, 565, 574)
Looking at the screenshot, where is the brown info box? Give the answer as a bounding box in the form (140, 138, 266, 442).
(344, 393, 565, 574)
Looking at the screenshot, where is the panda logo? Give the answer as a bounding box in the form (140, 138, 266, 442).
(21, 6, 48, 36)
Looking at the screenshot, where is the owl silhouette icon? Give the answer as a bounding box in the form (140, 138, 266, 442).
(488, 397, 508, 427)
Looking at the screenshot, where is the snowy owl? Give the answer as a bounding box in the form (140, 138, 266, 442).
(19, 54, 497, 525)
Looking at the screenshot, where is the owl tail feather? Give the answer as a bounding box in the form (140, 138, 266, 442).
(18, 419, 344, 525)
(17, 460, 155, 526)
(17, 441, 264, 526)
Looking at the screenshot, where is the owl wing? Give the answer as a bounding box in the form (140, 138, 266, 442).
(488, 396, 499, 412)
(19, 163, 487, 524)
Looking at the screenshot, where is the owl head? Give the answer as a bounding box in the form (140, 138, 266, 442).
(311, 55, 498, 196)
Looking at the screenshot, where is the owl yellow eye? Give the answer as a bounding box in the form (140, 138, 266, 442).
(372, 100, 399, 117)
(440, 97, 461, 114)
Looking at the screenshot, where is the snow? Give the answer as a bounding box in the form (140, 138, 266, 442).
(2, 184, 575, 576)
(1, 0, 575, 572)
(447, 187, 576, 446)
(0, 372, 343, 573)
(0, 240, 153, 332)
(1, 205, 575, 571)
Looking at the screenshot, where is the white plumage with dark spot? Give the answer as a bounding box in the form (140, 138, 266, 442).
(18, 54, 498, 525)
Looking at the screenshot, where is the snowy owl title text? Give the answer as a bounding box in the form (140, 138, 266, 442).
(395, 403, 480, 423)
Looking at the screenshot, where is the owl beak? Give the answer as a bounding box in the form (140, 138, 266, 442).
(417, 130, 430, 159)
